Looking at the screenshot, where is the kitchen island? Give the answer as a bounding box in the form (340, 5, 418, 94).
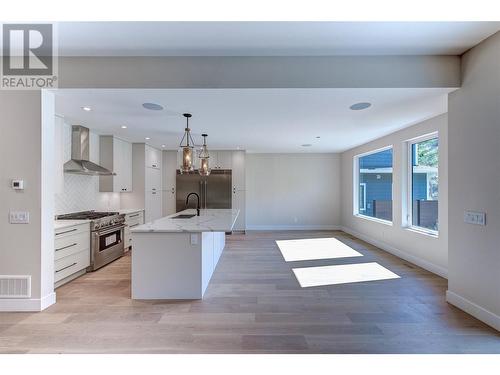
(130, 209, 239, 299)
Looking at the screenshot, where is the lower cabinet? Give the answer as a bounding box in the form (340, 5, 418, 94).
(123, 210, 145, 250)
(54, 222, 90, 288)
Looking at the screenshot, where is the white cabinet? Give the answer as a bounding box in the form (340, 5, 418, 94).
(123, 210, 144, 250)
(99, 136, 133, 193)
(146, 145, 162, 169)
(120, 143, 163, 223)
(212, 151, 232, 170)
(145, 167, 161, 192)
(145, 191, 162, 223)
(54, 222, 90, 288)
(162, 150, 177, 216)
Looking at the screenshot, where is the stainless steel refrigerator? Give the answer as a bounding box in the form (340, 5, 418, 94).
(176, 169, 232, 212)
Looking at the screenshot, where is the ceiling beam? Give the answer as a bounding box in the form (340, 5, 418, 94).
(59, 55, 460, 89)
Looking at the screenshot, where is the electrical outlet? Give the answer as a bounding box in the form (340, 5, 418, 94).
(464, 210, 486, 226)
(9, 211, 30, 224)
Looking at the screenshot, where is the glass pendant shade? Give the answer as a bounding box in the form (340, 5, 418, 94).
(178, 146, 194, 174)
(198, 133, 211, 176)
(178, 113, 196, 174)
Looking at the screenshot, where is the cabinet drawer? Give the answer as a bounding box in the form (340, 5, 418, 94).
(125, 211, 144, 222)
(54, 223, 90, 240)
(54, 231, 90, 260)
(54, 223, 90, 239)
(54, 249, 90, 282)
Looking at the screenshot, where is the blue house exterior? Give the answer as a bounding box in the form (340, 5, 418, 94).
(359, 149, 429, 220)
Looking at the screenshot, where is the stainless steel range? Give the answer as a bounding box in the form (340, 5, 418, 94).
(56, 211, 126, 271)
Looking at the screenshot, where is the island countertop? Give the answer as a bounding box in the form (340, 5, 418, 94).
(130, 209, 239, 233)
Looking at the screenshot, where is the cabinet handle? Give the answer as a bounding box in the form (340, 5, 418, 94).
(152, 188, 156, 191)
(130, 224, 140, 228)
(55, 262, 77, 273)
(55, 228, 77, 236)
(129, 214, 140, 218)
(55, 243, 77, 252)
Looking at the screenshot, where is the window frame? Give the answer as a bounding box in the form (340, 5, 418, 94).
(353, 145, 394, 226)
(404, 132, 439, 237)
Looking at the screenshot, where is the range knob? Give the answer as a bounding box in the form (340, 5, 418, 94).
(94, 223, 101, 230)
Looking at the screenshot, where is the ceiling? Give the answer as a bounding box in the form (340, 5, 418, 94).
(54, 88, 452, 153)
(57, 22, 500, 56)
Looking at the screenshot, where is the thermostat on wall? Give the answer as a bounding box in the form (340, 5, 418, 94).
(11, 180, 24, 190)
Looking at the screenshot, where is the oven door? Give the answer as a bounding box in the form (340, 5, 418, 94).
(91, 225, 125, 271)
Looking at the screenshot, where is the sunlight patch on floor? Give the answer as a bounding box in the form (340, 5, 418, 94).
(292, 262, 400, 288)
(276, 237, 363, 262)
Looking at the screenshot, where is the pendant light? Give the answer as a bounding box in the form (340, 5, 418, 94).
(178, 113, 195, 174)
(198, 134, 211, 176)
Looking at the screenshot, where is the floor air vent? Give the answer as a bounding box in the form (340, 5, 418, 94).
(0, 276, 31, 298)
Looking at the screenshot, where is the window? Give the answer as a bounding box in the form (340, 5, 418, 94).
(407, 135, 439, 233)
(354, 147, 393, 222)
(359, 183, 367, 212)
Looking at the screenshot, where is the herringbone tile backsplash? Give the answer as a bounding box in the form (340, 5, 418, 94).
(54, 120, 120, 215)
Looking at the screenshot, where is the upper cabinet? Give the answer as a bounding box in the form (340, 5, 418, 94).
(212, 151, 233, 170)
(99, 136, 133, 193)
(145, 145, 162, 169)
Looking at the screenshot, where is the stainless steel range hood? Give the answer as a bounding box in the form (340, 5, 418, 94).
(63, 125, 115, 176)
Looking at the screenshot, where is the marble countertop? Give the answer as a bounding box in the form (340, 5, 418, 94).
(54, 220, 90, 230)
(118, 208, 145, 215)
(131, 209, 239, 233)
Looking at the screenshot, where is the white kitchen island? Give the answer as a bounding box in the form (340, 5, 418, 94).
(130, 209, 239, 299)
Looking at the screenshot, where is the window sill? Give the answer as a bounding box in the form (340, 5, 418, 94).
(405, 226, 439, 238)
(354, 214, 393, 226)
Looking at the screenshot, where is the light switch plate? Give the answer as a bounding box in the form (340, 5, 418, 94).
(9, 211, 30, 224)
(464, 210, 486, 226)
(190, 233, 198, 245)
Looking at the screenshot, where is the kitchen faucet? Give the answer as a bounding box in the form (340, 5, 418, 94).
(185, 192, 201, 216)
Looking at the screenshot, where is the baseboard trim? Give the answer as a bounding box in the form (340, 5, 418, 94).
(446, 290, 500, 332)
(340, 226, 448, 279)
(0, 292, 56, 312)
(246, 225, 341, 231)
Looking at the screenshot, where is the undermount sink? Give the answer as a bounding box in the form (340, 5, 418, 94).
(171, 214, 197, 219)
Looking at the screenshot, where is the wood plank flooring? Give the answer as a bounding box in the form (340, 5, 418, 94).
(1, 230, 499, 353)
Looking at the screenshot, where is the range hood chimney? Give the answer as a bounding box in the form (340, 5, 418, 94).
(63, 125, 115, 176)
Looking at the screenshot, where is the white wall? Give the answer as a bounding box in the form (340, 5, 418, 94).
(54, 119, 120, 215)
(245, 153, 341, 230)
(340, 114, 448, 277)
(446, 31, 500, 330)
(0, 91, 55, 310)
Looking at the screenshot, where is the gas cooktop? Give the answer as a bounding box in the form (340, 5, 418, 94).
(56, 211, 119, 221)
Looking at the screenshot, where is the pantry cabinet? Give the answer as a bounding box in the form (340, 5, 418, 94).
(120, 143, 163, 223)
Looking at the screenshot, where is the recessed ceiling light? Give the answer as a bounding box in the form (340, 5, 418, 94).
(316, 136, 321, 139)
(161, 144, 166, 148)
(81, 106, 92, 112)
(121, 125, 127, 129)
(301, 144, 312, 147)
(145, 137, 150, 140)
(142, 102, 164, 111)
(350, 102, 372, 111)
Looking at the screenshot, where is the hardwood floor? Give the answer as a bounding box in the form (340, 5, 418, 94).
(1, 230, 499, 353)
